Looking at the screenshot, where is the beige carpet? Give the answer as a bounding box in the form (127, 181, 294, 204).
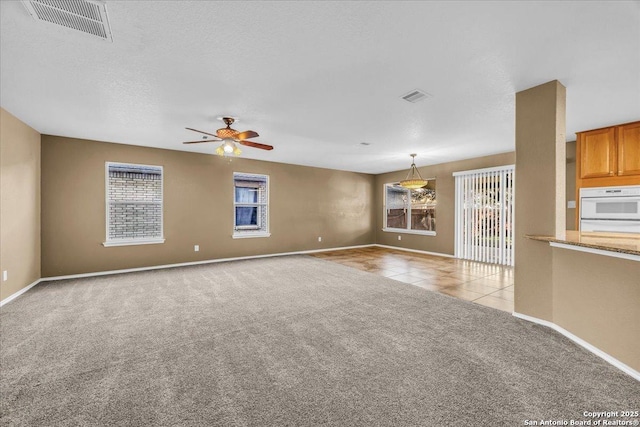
(1, 255, 638, 426)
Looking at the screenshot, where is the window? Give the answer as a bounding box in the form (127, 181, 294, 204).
(383, 182, 436, 235)
(103, 162, 164, 246)
(233, 173, 270, 238)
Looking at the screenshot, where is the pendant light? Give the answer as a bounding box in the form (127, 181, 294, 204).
(399, 154, 428, 189)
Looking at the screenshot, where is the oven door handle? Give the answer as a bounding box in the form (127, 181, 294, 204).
(580, 219, 640, 233)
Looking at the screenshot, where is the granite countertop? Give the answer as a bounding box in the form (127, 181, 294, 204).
(526, 230, 640, 256)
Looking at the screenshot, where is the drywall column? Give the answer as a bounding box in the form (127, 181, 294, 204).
(514, 80, 566, 320)
(0, 108, 41, 302)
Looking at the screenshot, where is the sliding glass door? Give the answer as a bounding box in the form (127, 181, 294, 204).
(454, 165, 515, 266)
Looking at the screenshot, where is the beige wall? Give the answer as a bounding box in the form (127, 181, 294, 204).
(41, 136, 375, 277)
(514, 80, 566, 320)
(552, 247, 640, 371)
(374, 152, 515, 255)
(0, 108, 41, 301)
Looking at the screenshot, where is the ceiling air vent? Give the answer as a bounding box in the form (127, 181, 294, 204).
(401, 89, 432, 103)
(21, 0, 113, 42)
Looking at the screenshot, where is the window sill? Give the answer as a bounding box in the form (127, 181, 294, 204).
(232, 232, 271, 239)
(103, 238, 165, 247)
(382, 228, 436, 236)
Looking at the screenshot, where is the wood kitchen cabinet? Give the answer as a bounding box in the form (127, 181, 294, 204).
(575, 120, 640, 228)
(618, 121, 640, 176)
(578, 126, 616, 178)
(577, 120, 640, 184)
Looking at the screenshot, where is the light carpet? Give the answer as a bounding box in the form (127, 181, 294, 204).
(1, 255, 638, 426)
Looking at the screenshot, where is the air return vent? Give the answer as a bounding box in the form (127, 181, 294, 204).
(21, 0, 113, 42)
(401, 89, 432, 103)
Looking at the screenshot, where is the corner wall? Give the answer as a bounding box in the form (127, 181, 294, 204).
(0, 108, 41, 301)
(41, 136, 375, 277)
(514, 80, 566, 320)
(374, 152, 515, 255)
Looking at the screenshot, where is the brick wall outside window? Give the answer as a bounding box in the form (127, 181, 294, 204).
(107, 164, 163, 241)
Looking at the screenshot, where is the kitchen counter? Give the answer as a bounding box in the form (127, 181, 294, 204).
(526, 230, 640, 258)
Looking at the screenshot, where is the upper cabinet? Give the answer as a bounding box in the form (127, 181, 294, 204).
(618, 122, 640, 176)
(577, 121, 640, 186)
(579, 127, 616, 178)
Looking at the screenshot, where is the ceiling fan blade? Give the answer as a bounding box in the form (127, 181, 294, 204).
(235, 130, 259, 140)
(185, 127, 219, 138)
(238, 140, 273, 150)
(182, 139, 220, 144)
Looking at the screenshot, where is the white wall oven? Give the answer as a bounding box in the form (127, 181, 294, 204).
(580, 186, 640, 234)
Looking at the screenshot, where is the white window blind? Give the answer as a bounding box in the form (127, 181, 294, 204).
(104, 162, 164, 247)
(454, 165, 515, 266)
(233, 172, 270, 238)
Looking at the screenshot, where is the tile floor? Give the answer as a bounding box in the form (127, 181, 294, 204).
(311, 246, 514, 313)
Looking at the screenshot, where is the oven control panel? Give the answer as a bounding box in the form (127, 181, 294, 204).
(580, 185, 640, 198)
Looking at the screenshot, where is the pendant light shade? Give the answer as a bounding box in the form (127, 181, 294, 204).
(399, 154, 428, 189)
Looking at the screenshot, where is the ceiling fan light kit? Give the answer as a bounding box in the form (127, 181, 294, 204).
(399, 154, 429, 189)
(183, 117, 273, 157)
(216, 139, 242, 156)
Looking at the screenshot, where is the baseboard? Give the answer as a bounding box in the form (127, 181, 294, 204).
(1, 244, 377, 304)
(513, 312, 640, 382)
(374, 244, 454, 258)
(41, 244, 377, 282)
(0, 279, 42, 308)
(2, 243, 447, 305)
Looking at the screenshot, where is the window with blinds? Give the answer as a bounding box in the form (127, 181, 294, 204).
(104, 162, 164, 247)
(233, 173, 270, 238)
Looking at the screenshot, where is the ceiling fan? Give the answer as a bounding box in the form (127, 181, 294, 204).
(183, 117, 273, 156)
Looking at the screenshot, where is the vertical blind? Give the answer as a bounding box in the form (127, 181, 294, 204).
(454, 165, 515, 266)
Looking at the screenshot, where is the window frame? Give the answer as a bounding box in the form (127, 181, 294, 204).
(232, 172, 270, 239)
(382, 182, 436, 236)
(103, 161, 165, 247)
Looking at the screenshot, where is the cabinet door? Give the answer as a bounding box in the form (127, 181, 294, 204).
(617, 122, 640, 176)
(579, 127, 616, 178)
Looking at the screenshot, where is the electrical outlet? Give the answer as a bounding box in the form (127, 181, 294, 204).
(2, 271, 7, 281)
(318, 237, 322, 242)
(567, 200, 576, 209)
(398, 235, 402, 241)
(194, 245, 199, 252)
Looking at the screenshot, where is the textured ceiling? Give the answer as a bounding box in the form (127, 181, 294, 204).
(1, 1, 639, 174)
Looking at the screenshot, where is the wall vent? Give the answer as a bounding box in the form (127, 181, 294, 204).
(401, 89, 432, 103)
(21, 0, 113, 42)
